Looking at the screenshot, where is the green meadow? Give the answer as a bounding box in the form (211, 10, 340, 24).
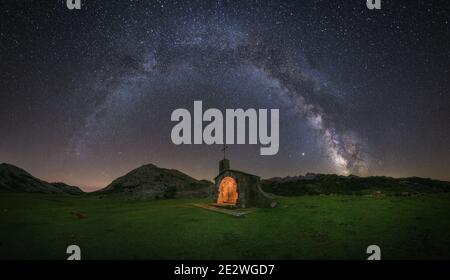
(1, 193, 449, 260)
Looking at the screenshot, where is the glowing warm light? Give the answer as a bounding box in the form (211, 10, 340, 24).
(217, 176, 238, 205)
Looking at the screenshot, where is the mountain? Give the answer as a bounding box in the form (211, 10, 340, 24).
(51, 182, 84, 195)
(4, 161, 448, 198)
(97, 164, 213, 198)
(0, 163, 84, 195)
(262, 173, 450, 196)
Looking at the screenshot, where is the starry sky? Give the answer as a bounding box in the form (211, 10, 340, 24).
(1, 0, 449, 191)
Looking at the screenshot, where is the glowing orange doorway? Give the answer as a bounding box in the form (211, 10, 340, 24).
(217, 176, 238, 205)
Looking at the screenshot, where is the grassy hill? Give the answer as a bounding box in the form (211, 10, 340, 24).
(262, 174, 450, 196)
(1, 193, 449, 259)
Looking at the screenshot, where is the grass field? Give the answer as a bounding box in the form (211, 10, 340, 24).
(1, 193, 449, 260)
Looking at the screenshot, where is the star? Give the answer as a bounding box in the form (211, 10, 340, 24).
(0, 1, 448, 189)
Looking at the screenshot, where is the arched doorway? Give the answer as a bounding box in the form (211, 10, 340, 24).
(217, 176, 238, 205)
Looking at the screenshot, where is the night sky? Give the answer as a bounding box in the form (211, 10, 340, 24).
(1, 0, 449, 191)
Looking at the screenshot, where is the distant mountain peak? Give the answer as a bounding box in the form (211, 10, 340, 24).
(135, 163, 159, 169)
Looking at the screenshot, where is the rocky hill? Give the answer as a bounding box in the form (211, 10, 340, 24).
(0, 163, 83, 195)
(97, 164, 212, 198)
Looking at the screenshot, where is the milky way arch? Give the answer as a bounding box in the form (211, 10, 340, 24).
(70, 24, 369, 175)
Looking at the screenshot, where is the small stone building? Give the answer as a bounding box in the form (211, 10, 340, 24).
(214, 159, 276, 208)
